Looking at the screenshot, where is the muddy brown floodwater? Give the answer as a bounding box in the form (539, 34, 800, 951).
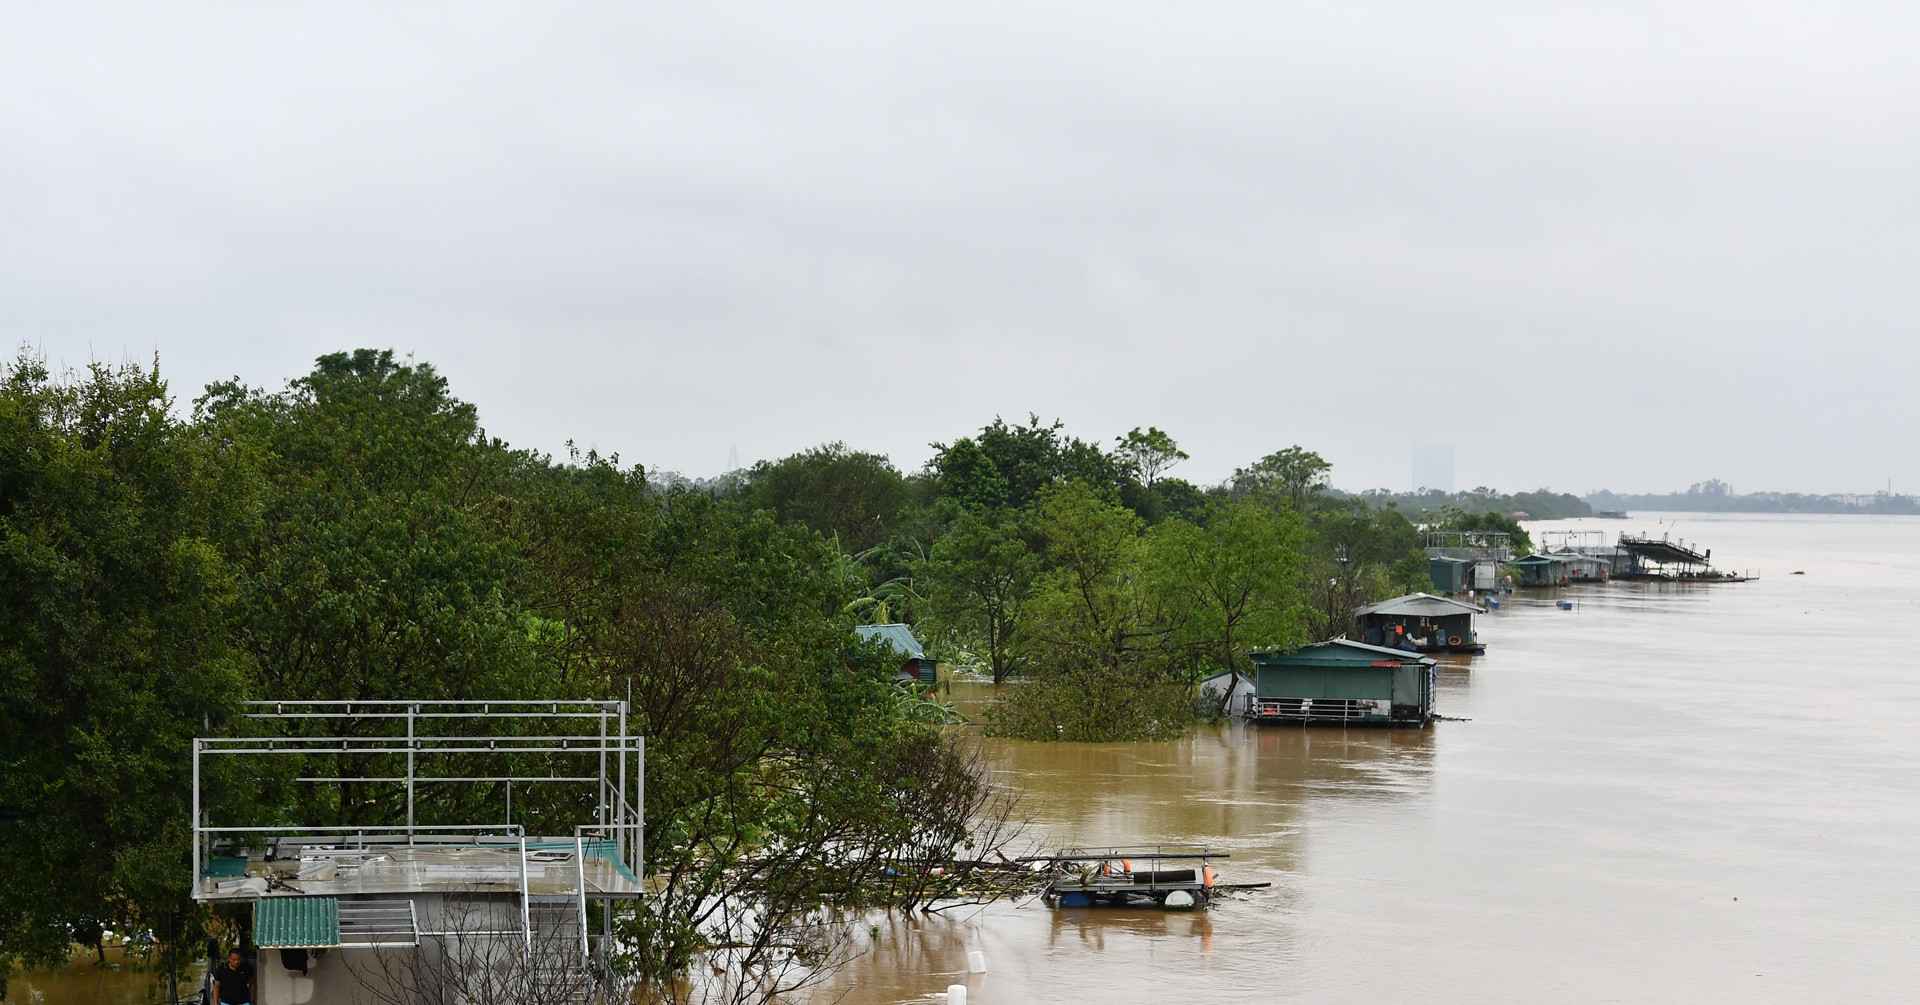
(816, 514, 1920, 1004)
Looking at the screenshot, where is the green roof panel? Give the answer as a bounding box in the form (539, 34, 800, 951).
(255, 897, 340, 948)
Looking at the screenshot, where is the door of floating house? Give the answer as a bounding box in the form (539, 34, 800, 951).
(855, 623, 937, 687)
(1246, 640, 1437, 727)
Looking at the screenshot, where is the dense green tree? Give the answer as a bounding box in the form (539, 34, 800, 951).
(739, 442, 911, 552)
(1232, 445, 1332, 509)
(990, 482, 1189, 740)
(0, 353, 245, 995)
(1113, 426, 1188, 489)
(1149, 477, 1212, 524)
(1294, 504, 1432, 639)
(195, 350, 537, 711)
(917, 509, 1041, 684)
(506, 463, 995, 990)
(973, 415, 1070, 507)
(1147, 501, 1309, 714)
(931, 437, 1009, 511)
(933, 415, 1124, 510)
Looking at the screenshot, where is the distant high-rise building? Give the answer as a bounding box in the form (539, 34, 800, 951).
(727, 445, 740, 472)
(1413, 444, 1455, 493)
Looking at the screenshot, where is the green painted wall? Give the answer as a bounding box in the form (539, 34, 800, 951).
(1256, 665, 1394, 700)
(1390, 664, 1426, 705)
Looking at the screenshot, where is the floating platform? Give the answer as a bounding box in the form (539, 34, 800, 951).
(1041, 846, 1245, 910)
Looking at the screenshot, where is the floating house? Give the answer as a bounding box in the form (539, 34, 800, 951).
(1427, 556, 1474, 593)
(192, 701, 644, 1005)
(1511, 553, 1571, 586)
(1553, 551, 1612, 582)
(855, 623, 937, 687)
(1246, 639, 1438, 727)
(1424, 530, 1511, 592)
(1354, 593, 1488, 653)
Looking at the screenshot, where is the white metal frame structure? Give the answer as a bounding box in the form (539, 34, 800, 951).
(191, 700, 644, 1000)
(192, 700, 643, 885)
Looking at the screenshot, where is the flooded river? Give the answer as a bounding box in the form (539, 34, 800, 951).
(11, 513, 1913, 1003)
(821, 514, 1920, 1003)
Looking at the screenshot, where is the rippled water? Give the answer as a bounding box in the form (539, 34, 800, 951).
(820, 514, 1920, 1004)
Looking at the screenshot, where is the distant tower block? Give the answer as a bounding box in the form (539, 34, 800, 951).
(1412, 444, 1455, 493)
(728, 445, 740, 472)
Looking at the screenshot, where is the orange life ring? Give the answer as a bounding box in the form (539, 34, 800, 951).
(1448, 635, 1462, 646)
(1202, 866, 1215, 888)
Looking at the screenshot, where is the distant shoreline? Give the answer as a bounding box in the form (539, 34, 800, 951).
(1583, 490, 1920, 516)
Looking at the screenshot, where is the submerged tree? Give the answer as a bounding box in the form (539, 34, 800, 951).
(989, 482, 1190, 741)
(918, 510, 1040, 684)
(1148, 500, 1310, 715)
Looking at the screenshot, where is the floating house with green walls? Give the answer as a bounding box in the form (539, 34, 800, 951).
(1511, 553, 1571, 587)
(1427, 555, 1475, 593)
(1246, 639, 1438, 727)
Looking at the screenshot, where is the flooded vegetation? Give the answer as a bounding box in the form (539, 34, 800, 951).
(815, 515, 1920, 1003)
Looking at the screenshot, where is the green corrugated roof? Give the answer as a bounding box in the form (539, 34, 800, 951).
(255, 897, 340, 948)
(1249, 638, 1438, 668)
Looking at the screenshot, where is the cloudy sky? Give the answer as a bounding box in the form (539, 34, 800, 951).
(4, 2, 1915, 494)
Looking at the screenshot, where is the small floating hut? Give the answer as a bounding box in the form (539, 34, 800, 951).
(1246, 639, 1438, 727)
(1354, 592, 1488, 653)
(1511, 553, 1571, 586)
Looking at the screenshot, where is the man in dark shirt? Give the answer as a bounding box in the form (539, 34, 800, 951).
(212, 948, 254, 1005)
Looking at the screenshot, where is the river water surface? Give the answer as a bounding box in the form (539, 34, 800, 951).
(818, 513, 1920, 1004)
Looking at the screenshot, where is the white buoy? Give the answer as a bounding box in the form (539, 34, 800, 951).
(968, 950, 987, 973)
(1163, 889, 1196, 909)
(948, 984, 968, 1004)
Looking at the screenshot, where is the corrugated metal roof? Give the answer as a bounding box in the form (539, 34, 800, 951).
(1354, 593, 1488, 617)
(854, 623, 924, 659)
(1250, 638, 1438, 667)
(254, 896, 340, 948)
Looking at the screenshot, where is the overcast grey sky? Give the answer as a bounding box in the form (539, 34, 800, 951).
(4, 2, 1916, 494)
